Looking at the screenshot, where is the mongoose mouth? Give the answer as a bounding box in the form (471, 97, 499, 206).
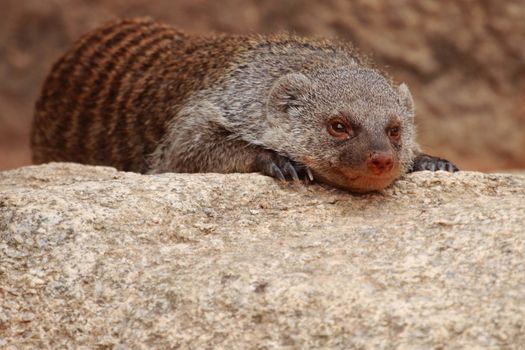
(314, 167, 401, 193)
(344, 174, 398, 193)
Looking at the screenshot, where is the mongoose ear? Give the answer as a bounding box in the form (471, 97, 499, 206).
(268, 73, 313, 113)
(398, 83, 415, 116)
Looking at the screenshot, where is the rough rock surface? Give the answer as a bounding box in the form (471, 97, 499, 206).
(2, 0, 525, 171)
(1, 163, 524, 349)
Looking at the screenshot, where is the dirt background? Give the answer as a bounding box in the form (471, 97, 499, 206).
(1, 0, 525, 171)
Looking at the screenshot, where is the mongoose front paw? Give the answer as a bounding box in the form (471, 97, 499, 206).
(410, 154, 459, 172)
(255, 152, 314, 183)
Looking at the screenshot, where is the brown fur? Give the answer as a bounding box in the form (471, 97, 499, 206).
(32, 18, 457, 192)
(32, 18, 248, 172)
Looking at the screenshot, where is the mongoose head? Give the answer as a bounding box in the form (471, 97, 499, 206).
(265, 65, 416, 193)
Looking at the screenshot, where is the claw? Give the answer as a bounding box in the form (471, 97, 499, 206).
(255, 151, 312, 184)
(410, 153, 459, 173)
(284, 161, 300, 181)
(270, 163, 286, 181)
(306, 167, 314, 182)
(447, 163, 458, 172)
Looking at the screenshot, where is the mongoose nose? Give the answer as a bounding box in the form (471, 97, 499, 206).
(367, 152, 394, 175)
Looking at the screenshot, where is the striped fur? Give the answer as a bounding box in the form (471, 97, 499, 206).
(32, 18, 245, 172)
(31, 18, 453, 193)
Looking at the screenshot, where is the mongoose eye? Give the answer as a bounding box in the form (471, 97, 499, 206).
(388, 126, 400, 139)
(327, 118, 353, 140)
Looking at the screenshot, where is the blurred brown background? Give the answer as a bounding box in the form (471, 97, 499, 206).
(1, 0, 524, 171)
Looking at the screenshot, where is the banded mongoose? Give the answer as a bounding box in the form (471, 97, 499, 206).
(31, 18, 458, 193)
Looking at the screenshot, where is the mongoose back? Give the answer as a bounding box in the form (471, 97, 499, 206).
(32, 18, 457, 192)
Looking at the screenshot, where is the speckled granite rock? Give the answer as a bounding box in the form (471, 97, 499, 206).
(1, 163, 524, 349)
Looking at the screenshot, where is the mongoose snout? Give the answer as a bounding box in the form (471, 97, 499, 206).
(367, 152, 394, 176)
(31, 18, 458, 193)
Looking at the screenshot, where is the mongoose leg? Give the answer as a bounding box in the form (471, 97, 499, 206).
(255, 151, 314, 183)
(410, 153, 459, 172)
(150, 101, 315, 181)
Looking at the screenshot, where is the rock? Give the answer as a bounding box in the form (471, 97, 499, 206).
(1, 163, 524, 348)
